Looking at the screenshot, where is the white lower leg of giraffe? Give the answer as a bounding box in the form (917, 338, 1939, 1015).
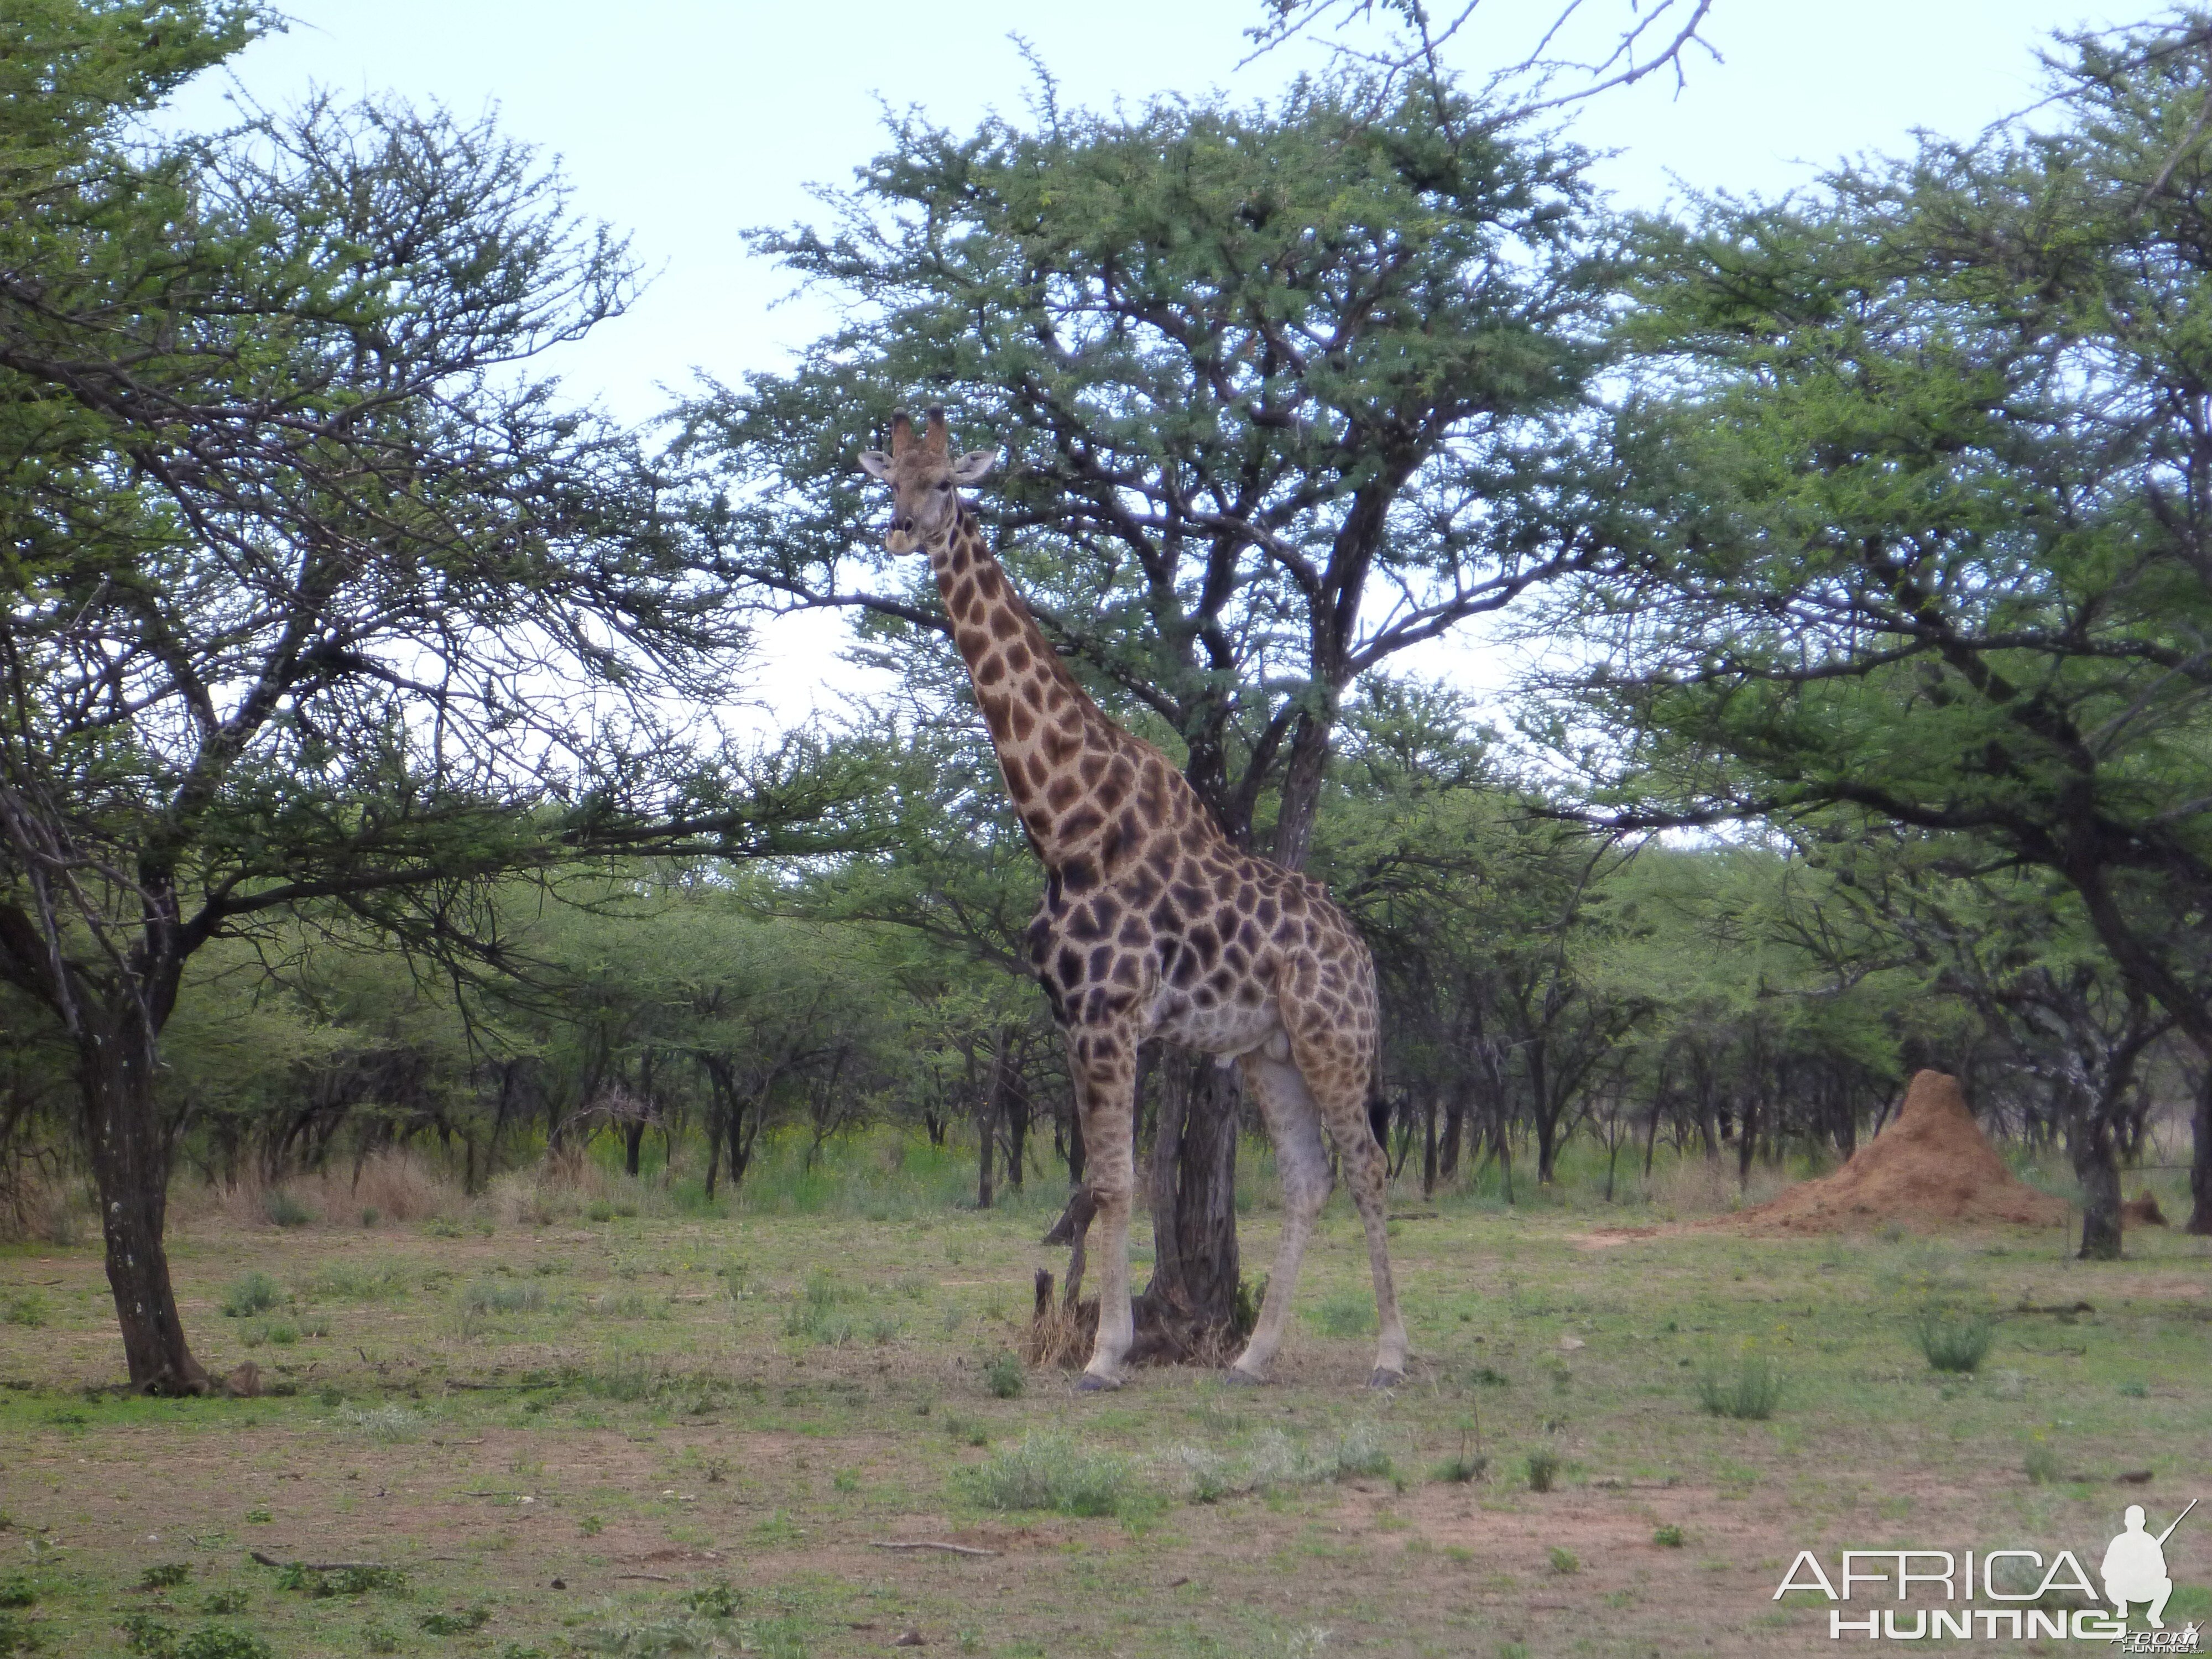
(1228, 1053, 1333, 1383)
(1335, 1122, 1408, 1387)
(1081, 1178, 1134, 1390)
(1072, 1056, 1138, 1391)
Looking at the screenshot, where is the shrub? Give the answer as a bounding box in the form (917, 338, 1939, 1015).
(1430, 1452, 1488, 1484)
(1548, 1546, 1580, 1574)
(140, 1564, 192, 1590)
(261, 1190, 314, 1228)
(218, 1275, 281, 1318)
(1654, 1525, 1684, 1548)
(2023, 1444, 2062, 1485)
(336, 1404, 422, 1443)
(0, 1580, 31, 1609)
(419, 1608, 491, 1635)
(962, 1431, 1131, 1516)
(465, 1281, 546, 1316)
(1696, 1357, 1784, 1420)
(1911, 1309, 1994, 1374)
(984, 1352, 1025, 1399)
(1525, 1449, 1560, 1493)
(197, 1592, 247, 1616)
(2, 1294, 46, 1329)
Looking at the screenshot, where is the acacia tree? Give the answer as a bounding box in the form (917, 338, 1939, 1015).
(684, 69, 1614, 1340)
(1573, 14, 2212, 1235)
(0, 7, 853, 1388)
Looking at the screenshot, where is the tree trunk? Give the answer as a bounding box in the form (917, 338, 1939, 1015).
(2071, 1109, 2124, 1261)
(1421, 1094, 1438, 1199)
(976, 1029, 1005, 1211)
(1132, 1050, 1244, 1359)
(2190, 1066, 2212, 1237)
(81, 1016, 207, 1393)
(1439, 1089, 1464, 1180)
(623, 1119, 645, 1178)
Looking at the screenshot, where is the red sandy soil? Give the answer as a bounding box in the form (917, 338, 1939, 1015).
(1725, 1070, 2069, 1234)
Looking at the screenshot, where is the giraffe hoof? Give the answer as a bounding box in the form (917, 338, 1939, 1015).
(1366, 1368, 1405, 1391)
(1222, 1366, 1266, 1387)
(1074, 1373, 1121, 1394)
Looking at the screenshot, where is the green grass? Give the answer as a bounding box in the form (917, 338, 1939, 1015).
(217, 1271, 283, 1317)
(0, 1129, 2205, 1657)
(1911, 1307, 1995, 1373)
(1695, 1356, 1785, 1420)
(961, 1430, 1133, 1516)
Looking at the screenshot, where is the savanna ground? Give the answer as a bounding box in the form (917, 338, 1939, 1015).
(1, 1138, 2207, 1659)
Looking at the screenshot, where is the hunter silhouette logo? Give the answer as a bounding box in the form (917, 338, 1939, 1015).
(2105, 1501, 2194, 1633)
(1772, 1499, 2201, 1644)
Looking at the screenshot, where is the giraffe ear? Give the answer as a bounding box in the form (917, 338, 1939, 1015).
(950, 447, 1001, 484)
(857, 450, 894, 482)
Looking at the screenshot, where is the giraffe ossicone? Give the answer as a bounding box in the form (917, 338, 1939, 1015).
(858, 406, 1408, 1390)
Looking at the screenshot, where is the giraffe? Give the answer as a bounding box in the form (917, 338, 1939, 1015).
(858, 407, 1408, 1391)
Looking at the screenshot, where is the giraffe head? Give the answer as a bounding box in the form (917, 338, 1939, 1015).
(857, 406, 1000, 554)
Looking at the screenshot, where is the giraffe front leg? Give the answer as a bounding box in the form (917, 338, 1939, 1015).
(1069, 1028, 1138, 1391)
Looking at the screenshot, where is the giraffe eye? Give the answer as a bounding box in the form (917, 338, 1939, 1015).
(936, 481, 952, 492)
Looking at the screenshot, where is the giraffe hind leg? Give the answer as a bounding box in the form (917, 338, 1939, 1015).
(1228, 1051, 1333, 1384)
(1291, 1032, 1407, 1387)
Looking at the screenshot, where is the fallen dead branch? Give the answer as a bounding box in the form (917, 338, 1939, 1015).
(870, 1541, 998, 1557)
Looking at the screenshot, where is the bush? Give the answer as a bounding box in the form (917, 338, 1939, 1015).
(1548, 1546, 1580, 1574)
(962, 1431, 1131, 1516)
(1911, 1309, 1994, 1374)
(261, 1190, 314, 1228)
(984, 1352, 1025, 1399)
(1696, 1357, 1784, 1420)
(140, 1564, 192, 1590)
(465, 1280, 546, 1315)
(1525, 1448, 1560, 1493)
(2, 1293, 46, 1329)
(335, 1404, 422, 1443)
(1653, 1525, 1684, 1548)
(0, 1579, 33, 1609)
(1430, 1452, 1488, 1484)
(2023, 1444, 2062, 1485)
(218, 1274, 281, 1318)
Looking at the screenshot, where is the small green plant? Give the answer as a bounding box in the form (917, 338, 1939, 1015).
(684, 1582, 741, 1619)
(218, 1274, 281, 1318)
(465, 1280, 545, 1315)
(1654, 1525, 1684, 1548)
(2024, 1444, 2063, 1485)
(2, 1293, 47, 1329)
(1525, 1448, 1560, 1493)
(140, 1563, 192, 1590)
(832, 1468, 860, 1493)
(1911, 1308, 1994, 1374)
(1548, 1546, 1580, 1574)
(261, 1190, 314, 1228)
(197, 1591, 247, 1616)
(2119, 1380, 2148, 1399)
(585, 1199, 615, 1223)
(363, 1626, 403, 1656)
(336, 1403, 422, 1443)
(419, 1607, 491, 1636)
(962, 1430, 1131, 1516)
(0, 1611, 37, 1658)
(0, 1580, 31, 1609)
(242, 1509, 271, 1525)
(359, 1207, 380, 1228)
(945, 1415, 988, 1447)
(1696, 1357, 1785, 1420)
(984, 1351, 1025, 1399)
(579, 1515, 603, 1537)
(1431, 1452, 1488, 1484)
(274, 1563, 407, 1598)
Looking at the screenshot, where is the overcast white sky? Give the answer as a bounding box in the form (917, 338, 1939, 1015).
(169, 1, 2137, 729)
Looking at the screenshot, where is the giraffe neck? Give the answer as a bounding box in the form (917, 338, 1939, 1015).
(928, 509, 1151, 872)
